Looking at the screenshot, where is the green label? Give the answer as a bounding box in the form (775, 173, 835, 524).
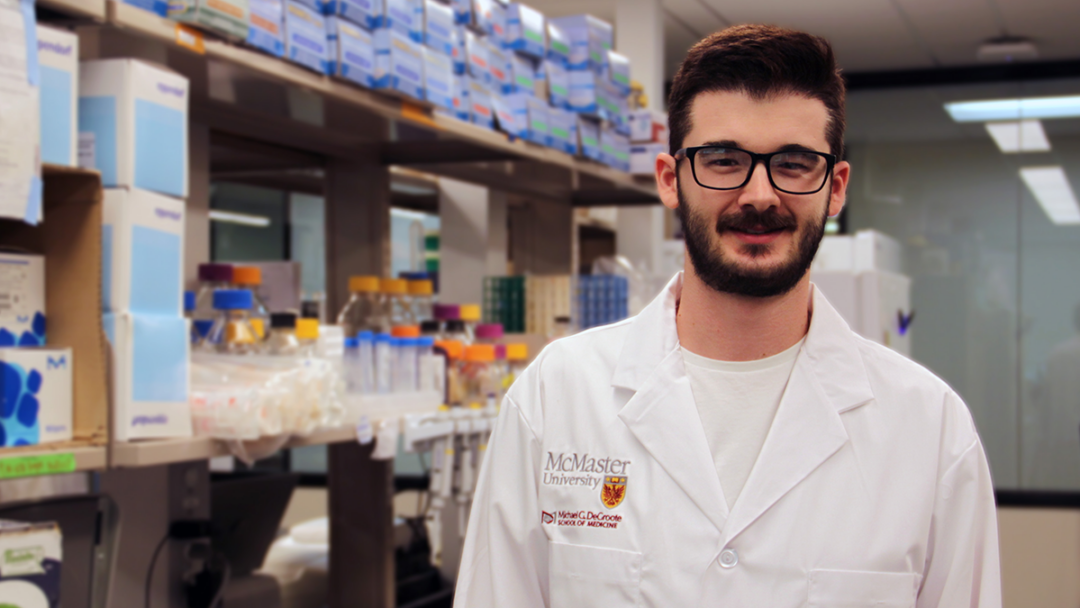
(552, 41, 570, 55)
(516, 75, 533, 87)
(584, 137, 598, 147)
(0, 453, 77, 479)
(552, 127, 570, 139)
(532, 120, 548, 133)
(553, 85, 568, 96)
(615, 73, 630, 86)
(590, 51, 602, 64)
(525, 30, 544, 44)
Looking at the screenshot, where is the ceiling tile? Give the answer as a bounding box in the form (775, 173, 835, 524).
(995, 0, 1080, 61)
(892, 0, 1001, 66)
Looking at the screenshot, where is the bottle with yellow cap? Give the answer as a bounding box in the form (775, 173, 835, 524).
(338, 275, 387, 338)
(459, 304, 482, 343)
(382, 278, 413, 326)
(232, 266, 270, 339)
(408, 279, 435, 323)
(505, 343, 529, 389)
(461, 344, 497, 409)
(295, 318, 320, 357)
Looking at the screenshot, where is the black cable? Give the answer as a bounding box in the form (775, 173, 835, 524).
(144, 534, 170, 608)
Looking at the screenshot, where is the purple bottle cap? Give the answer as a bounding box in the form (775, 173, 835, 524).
(434, 304, 460, 320)
(198, 263, 233, 282)
(495, 344, 507, 359)
(475, 323, 504, 340)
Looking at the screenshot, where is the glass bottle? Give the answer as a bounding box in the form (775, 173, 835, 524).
(442, 319, 469, 344)
(460, 344, 496, 409)
(382, 278, 412, 326)
(232, 266, 270, 339)
(295, 318, 320, 357)
(201, 289, 258, 354)
(435, 340, 464, 406)
(184, 290, 198, 344)
(193, 263, 233, 340)
(337, 275, 386, 338)
(374, 333, 393, 394)
(433, 303, 459, 335)
(459, 304, 482, 343)
(408, 280, 435, 323)
(505, 343, 528, 390)
(265, 312, 301, 356)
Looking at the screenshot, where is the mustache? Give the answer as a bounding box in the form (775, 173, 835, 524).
(715, 208, 798, 233)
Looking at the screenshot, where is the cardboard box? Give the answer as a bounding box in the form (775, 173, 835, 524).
(248, 0, 285, 57)
(104, 312, 191, 441)
(374, 29, 424, 99)
(630, 142, 664, 175)
(0, 520, 62, 606)
(488, 0, 506, 45)
(548, 106, 576, 155)
(600, 123, 629, 172)
(0, 347, 73, 446)
(38, 26, 79, 168)
(102, 188, 185, 316)
(423, 0, 455, 56)
(629, 108, 668, 143)
(451, 0, 469, 25)
(285, 1, 330, 74)
(505, 2, 544, 59)
(423, 47, 455, 112)
(468, 76, 493, 128)
(468, 0, 493, 34)
(121, 0, 166, 16)
(604, 49, 631, 96)
(523, 94, 548, 146)
(0, 254, 46, 347)
(487, 42, 511, 93)
(464, 29, 489, 84)
(451, 24, 466, 74)
(169, 0, 250, 40)
(546, 20, 570, 67)
(544, 59, 568, 109)
(322, 0, 383, 30)
(453, 73, 470, 120)
(577, 115, 600, 161)
(567, 67, 597, 114)
(78, 59, 189, 199)
(384, 0, 421, 41)
(508, 52, 535, 95)
(493, 93, 525, 138)
(327, 16, 376, 87)
(549, 14, 611, 71)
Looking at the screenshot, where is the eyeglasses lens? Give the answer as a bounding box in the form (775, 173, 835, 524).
(693, 148, 829, 193)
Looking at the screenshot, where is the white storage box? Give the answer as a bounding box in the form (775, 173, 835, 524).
(78, 59, 189, 198)
(285, 1, 330, 74)
(327, 16, 376, 88)
(505, 2, 544, 59)
(104, 312, 192, 441)
(423, 47, 455, 111)
(423, 0, 455, 56)
(630, 143, 664, 175)
(0, 521, 62, 606)
(38, 26, 79, 167)
(549, 14, 611, 71)
(248, 0, 285, 57)
(374, 29, 424, 100)
(0, 348, 73, 446)
(102, 188, 185, 316)
(0, 254, 46, 347)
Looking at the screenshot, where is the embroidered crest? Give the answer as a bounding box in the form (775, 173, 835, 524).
(600, 476, 627, 509)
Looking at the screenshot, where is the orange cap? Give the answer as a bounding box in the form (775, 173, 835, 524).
(349, 275, 380, 292)
(408, 280, 434, 295)
(233, 266, 262, 285)
(391, 325, 420, 338)
(381, 278, 408, 294)
(506, 343, 528, 361)
(435, 340, 463, 360)
(465, 344, 495, 362)
(296, 318, 319, 340)
(459, 304, 481, 321)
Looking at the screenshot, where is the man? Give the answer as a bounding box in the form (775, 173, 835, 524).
(455, 24, 1000, 607)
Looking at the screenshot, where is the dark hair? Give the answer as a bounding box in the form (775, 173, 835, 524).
(668, 24, 846, 159)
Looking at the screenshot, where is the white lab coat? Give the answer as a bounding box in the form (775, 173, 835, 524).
(455, 273, 1001, 608)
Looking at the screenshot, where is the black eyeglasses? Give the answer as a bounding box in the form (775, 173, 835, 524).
(674, 146, 837, 195)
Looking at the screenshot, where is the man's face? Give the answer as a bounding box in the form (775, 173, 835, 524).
(656, 90, 849, 298)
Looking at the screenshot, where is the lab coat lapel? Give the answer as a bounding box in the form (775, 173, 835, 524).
(720, 287, 875, 546)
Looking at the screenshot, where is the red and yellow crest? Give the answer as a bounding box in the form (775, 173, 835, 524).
(600, 476, 627, 509)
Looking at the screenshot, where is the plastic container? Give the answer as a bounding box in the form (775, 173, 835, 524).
(202, 289, 258, 354)
(393, 337, 418, 392)
(296, 318, 320, 357)
(382, 278, 412, 326)
(194, 263, 234, 340)
(408, 280, 435, 322)
(460, 344, 496, 408)
(338, 275, 387, 338)
(184, 290, 198, 344)
(459, 304, 481, 342)
(442, 319, 469, 344)
(265, 312, 302, 356)
(432, 303, 459, 336)
(233, 266, 270, 339)
(417, 336, 436, 392)
(374, 333, 393, 393)
(435, 339, 464, 405)
(357, 330, 375, 394)
(344, 337, 361, 393)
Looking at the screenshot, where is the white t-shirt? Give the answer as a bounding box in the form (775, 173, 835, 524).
(681, 337, 805, 510)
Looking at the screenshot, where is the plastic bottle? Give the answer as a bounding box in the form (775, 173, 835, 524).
(232, 266, 270, 339)
(393, 337, 418, 392)
(265, 312, 301, 356)
(382, 278, 412, 326)
(193, 263, 233, 340)
(296, 318, 320, 357)
(433, 303, 459, 335)
(505, 343, 528, 390)
(344, 337, 361, 393)
(374, 333, 393, 394)
(417, 336, 436, 392)
(460, 344, 496, 409)
(408, 280, 435, 322)
(459, 304, 481, 343)
(201, 289, 258, 354)
(337, 275, 386, 338)
(357, 331, 375, 394)
(475, 323, 506, 391)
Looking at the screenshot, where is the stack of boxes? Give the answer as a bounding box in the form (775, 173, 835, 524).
(630, 108, 669, 175)
(78, 59, 193, 442)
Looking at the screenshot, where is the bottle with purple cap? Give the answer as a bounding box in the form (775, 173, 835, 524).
(193, 263, 234, 340)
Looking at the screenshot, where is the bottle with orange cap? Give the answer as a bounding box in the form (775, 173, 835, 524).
(232, 266, 270, 339)
(461, 344, 497, 409)
(391, 325, 421, 392)
(408, 279, 435, 323)
(338, 275, 387, 338)
(382, 278, 413, 326)
(434, 340, 464, 405)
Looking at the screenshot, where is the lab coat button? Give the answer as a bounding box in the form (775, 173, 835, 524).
(718, 549, 738, 569)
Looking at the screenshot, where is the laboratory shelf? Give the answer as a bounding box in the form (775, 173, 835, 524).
(0, 443, 108, 474)
(96, 1, 658, 206)
(109, 390, 444, 467)
(38, 0, 106, 20)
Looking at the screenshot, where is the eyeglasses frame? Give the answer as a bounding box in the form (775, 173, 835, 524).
(673, 145, 838, 195)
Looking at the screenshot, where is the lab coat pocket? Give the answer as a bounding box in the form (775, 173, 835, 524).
(808, 569, 917, 608)
(549, 541, 642, 608)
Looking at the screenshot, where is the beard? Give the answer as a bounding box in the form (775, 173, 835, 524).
(677, 184, 829, 298)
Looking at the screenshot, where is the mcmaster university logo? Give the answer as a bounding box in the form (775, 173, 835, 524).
(601, 476, 627, 509)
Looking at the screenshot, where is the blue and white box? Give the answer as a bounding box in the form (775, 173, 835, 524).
(493, 93, 524, 138)
(78, 59, 189, 199)
(384, 0, 421, 41)
(567, 68, 598, 114)
(323, 0, 382, 29)
(0, 254, 45, 347)
(464, 30, 489, 83)
(605, 49, 631, 96)
(102, 187, 184, 317)
(423, 0, 455, 56)
(546, 20, 570, 67)
(631, 142, 664, 175)
(508, 52, 535, 95)
(451, 0, 469, 25)
(577, 114, 601, 161)
(488, 0, 506, 45)
(285, 1, 330, 74)
(600, 123, 629, 172)
(523, 94, 547, 145)
(548, 106, 576, 154)
(121, 0, 167, 16)
(248, 0, 286, 57)
(104, 312, 192, 441)
(328, 16, 376, 86)
(423, 47, 455, 111)
(468, 77, 493, 128)
(487, 42, 511, 92)
(504, 2, 544, 59)
(544, 58, 568, 109)
(375, 29, 424, 99)
(550, 14, 611, 71)
(38, 26, 78, 167)
(469, 0, 493, 33)
(0, 347, 73, 446)
(453, 73, 469, 120)
(451, 24, 466, 74)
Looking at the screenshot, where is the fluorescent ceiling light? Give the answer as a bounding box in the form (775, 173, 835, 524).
(945, 95, 1080, 122)
(984, 120, 1051, 153)
(208, 210, 271, 227)
(1019, 166, 1080, 225)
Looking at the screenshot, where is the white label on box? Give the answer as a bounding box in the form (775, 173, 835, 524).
(77, 132, 95, 169)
